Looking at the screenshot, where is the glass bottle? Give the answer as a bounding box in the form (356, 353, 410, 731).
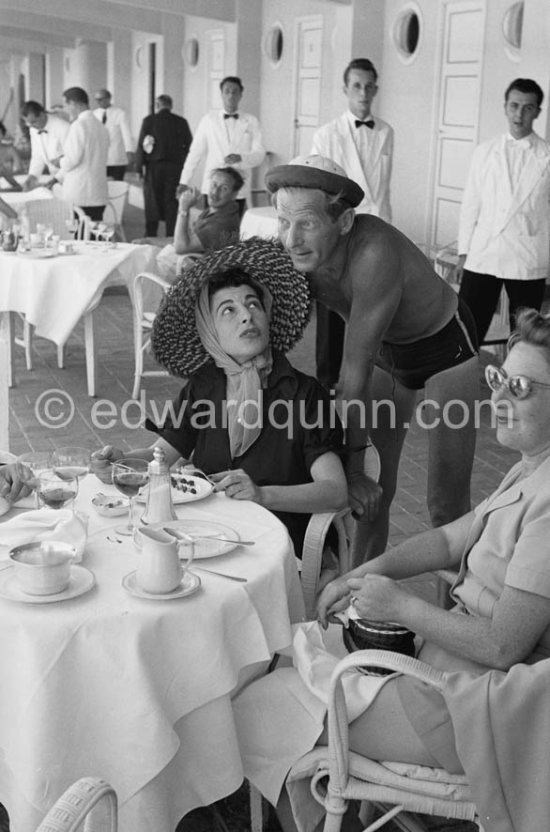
(141, 447, 177, 525)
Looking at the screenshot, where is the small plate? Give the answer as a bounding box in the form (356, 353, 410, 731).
(122, 570, 201, 600)
(18, 248, 57, 259)
(136, 474, 213, 506)
(92, 492, 129, 517)
(136, 519, 241, 559)
(0, 565, 95, 604)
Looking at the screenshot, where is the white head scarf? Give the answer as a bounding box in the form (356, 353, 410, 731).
(195, 280, 274, 458)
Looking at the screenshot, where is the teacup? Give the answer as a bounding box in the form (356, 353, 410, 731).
(136, 527, 194, 594)
(9, 541, 75, 595)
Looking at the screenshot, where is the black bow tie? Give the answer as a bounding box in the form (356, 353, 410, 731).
(224, 113, 239, 120)
(38, 129, 48, 134)
(355, 119, 374, 129)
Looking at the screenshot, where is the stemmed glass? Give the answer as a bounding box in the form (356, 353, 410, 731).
(51, 447, 91, 482)
(17, 450, 54, 507)
(36, 473, 78, 511)
(91, 221, 107, 244)
(65, 218, 79, 239)
(101, 224, 115, 250)
(112, 459, 149, 536)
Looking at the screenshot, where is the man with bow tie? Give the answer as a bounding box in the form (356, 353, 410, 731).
(455, 78, 550, 345)
(311, 59, 394, 390)
(178, 76, 265, 216)
(21, 100, 70, 191)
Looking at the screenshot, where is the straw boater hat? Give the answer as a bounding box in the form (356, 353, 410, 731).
(265, 154, 365, 208)
(151, 237, 311, 379)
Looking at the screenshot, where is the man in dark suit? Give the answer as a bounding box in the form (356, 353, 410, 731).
(135, 94, 192, 236)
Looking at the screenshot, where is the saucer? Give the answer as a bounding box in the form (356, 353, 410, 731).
(122, 570, 201, 601)
(0, 565, 95, 604)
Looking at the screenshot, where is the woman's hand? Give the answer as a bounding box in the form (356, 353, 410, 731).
(317, 576, 353, 629)
(90, 445, 125, 484)
(210, 469, 262, 503)
(347, 574, 408, 622)
(0, 463, 33, 503)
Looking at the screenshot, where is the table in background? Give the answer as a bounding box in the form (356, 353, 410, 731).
(0, 475, 304, 832)
(0, 241, 156, 396)
(240, 206, 278, 240)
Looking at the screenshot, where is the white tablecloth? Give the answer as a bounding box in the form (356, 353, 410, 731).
(0, 475, 305, 831)
(0, 242, 156, 345)
(240, 206, 278, 240)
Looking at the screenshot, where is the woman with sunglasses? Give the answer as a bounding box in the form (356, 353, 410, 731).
(234, 307, 550, 831)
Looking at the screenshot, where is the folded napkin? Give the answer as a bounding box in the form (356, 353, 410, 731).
(0, 509, 88, 563)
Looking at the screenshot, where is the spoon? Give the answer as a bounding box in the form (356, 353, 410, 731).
(162, 527, 255, 546)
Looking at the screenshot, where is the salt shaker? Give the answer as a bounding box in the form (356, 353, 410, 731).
(141, 447, 177, 525)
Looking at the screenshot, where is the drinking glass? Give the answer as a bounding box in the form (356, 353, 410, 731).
(102, 224, 115, 250)
(36, 473, 78, 510)
(65, 218, 79, 239)
(52, 447, 91, 482)
(17, 451, 54, 507)
(112, 459, 149, 536)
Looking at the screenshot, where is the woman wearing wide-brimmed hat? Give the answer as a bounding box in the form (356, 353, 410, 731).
(92, 238, 348, 552)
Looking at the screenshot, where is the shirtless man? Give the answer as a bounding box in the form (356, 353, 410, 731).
(266, 155, 479, 563)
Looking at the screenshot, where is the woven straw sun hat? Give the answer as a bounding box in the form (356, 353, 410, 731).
(151, 237, 311, 379)
(265, 154, 365, 208)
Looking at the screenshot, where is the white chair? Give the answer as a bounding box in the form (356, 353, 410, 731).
(103, 180, 129, 241)
(300, 443, 381, 620)
(291, 650, 482, 832)
(35, 776, 117, 832)
(131, 271, 172, 399)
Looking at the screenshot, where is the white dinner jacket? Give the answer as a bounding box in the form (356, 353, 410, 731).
(311, 112, 393, 221)
(57, 110, 109, 207)
(179, 110, 265, 202)
(458, 132, 550, 281)
(93, 105, 133, 166)
(28, 114, 70, 179)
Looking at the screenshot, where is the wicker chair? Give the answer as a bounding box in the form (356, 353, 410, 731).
(291, 650, 482, 832)
(300, 443, 381, 619)
(131, 271, 172, 399)
(35, 777, 117, 832)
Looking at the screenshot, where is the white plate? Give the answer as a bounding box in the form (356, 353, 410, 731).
(0, 565, 95, 604)
(92, 492, 129, 517)
(18, 249, 57, 259)
(134, 519, 241, 558)
(136, 474, 213, 506)
(122, 570, 201, 601)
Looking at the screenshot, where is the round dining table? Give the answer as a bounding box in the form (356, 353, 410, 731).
(0, 474, 305, 832)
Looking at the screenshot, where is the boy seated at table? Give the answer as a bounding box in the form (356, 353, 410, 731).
(92, 238, 348, 555)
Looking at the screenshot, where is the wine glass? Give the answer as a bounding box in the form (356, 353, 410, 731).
(65, 218, 79, 239)
(44, 225, 54, 247)
(36, 473, 78, 510)
(112, 458, 149, 536)
(102, 224, 115, 250)
(17, 450, 54, 506)
(52, 447, 91, 482)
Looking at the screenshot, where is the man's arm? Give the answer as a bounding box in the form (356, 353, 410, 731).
(173, 189, 204, 254)
(235, 115, 265, 169)
(179, 116, 208, 186)
(455, 143, 485, 280)
(58, 121, 82, 175)
(26, 129, 47, 181)
(379, 124, 394, 224)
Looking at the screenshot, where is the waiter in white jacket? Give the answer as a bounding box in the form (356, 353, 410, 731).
(311, 58, 394, 389)
(50, 86, 109, 221)
(456, 77, 550, 344)
(178, 76, 265, 216)
(21, 101, 70, 191)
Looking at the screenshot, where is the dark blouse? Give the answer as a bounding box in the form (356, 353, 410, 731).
(156, 352, 344, 554)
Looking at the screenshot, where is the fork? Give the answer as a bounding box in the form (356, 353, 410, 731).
(162, 527, 255, 546)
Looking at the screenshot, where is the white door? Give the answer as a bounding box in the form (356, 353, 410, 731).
(430, 0, 485, 251)
(292, 16, 323, 157)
